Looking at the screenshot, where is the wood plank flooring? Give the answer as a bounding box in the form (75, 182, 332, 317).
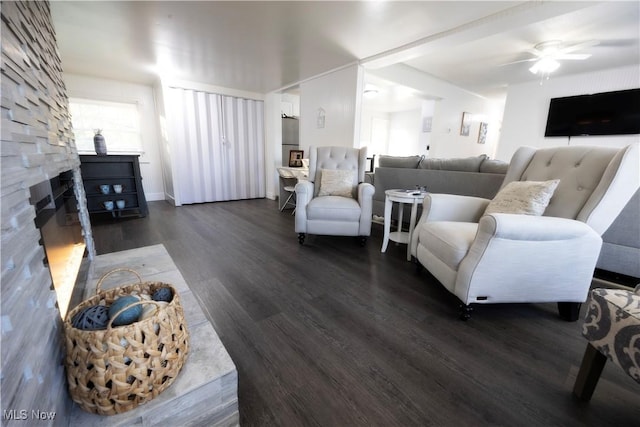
(89, 199, 640, 426)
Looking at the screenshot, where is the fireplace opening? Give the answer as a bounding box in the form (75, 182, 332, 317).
(29, 170, 87, 318)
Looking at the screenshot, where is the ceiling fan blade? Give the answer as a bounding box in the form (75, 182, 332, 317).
(555, 53, 592, 60)
(499, 57, 538, 66)
(525, 48, 544, 57)
(560, 40, 600, 54)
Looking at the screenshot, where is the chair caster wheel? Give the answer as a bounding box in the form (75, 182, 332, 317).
(459, 304, 473, 321)
(358, 236, 367, 247)
(298, 233, 306, 245)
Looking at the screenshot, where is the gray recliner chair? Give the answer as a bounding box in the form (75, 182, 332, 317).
(411, 143, 640, 320)
(295, 146, 375, 245)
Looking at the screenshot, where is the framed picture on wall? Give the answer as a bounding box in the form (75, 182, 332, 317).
(460, 112, 471, 136)
(289, 150, 304, 167)
(478, 122, 488, 144)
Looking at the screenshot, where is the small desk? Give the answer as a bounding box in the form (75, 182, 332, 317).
(277, 167, 308, 211)
(381, 189, 427, 261)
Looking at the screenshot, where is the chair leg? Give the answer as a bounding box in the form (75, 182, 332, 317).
(280, 192, 295, 212)
(414, 259, 423, 273)
(558, 302, 582, 322)
(298, 233, 305, 245)
(573, 343, 607, 401)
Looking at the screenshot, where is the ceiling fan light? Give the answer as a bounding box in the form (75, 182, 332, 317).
(363, 84, 379, 98)
(529, 58, 560, 75)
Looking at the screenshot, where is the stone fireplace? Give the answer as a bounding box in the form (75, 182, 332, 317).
(28, 170, 87, 317)
(1, 1, 95, 424)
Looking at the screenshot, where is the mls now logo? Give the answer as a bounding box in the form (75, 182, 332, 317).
(3, 410, 27, 420)
(3, 410, 56, 420)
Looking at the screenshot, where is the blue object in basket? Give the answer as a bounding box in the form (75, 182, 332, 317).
(152, 287, 173, 302)
(72, 305, 109, 330)
(109, 296, 142, 326)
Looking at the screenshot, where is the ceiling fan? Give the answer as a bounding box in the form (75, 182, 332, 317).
(506, 40, 600, 75)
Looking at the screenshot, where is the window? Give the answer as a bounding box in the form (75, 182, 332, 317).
(69, 98, 143, 154)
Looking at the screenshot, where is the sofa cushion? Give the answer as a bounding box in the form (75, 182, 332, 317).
(307, 196, 362, 221)
(419, 155, 487, 172)
(378, 155, 423, 168)
(317, 169, 355, 198)
(418, 222, 478, 271)
(480, 158, 509, 174)
(484, 179, 560, 216)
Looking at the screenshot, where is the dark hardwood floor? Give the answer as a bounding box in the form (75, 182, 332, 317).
(90, 199, 640, 426)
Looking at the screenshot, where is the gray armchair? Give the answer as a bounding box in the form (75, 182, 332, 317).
(411, 143, 640, 320)
(295, 146, 375, 245)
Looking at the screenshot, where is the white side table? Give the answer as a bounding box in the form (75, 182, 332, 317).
(381, 189, 427, 261)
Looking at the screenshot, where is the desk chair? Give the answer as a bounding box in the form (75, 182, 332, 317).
(277, 167, 297, 214)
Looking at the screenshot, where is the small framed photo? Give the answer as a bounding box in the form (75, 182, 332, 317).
(460, 112, 471, 136)
(478, 122, 488, 144)
(288, 150, 304, 167)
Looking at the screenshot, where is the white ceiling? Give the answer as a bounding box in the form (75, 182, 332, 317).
(51, 1, 640, 102)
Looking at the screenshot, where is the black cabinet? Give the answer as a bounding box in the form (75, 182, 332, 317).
(80, 155, 148, 218)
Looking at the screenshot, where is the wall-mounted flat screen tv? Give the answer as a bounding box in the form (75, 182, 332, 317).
(545, 88, 640, 137)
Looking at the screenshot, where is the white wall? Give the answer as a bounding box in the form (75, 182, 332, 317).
(360, 99, 435, 160)
(387, 109, 422, 156)
(281, 93, 300, 117)
(498, 65, 640, 161)
(370, 64, 504, 160)
(64, 74, 166, 201)
(153, 79, 175, 204)
(299, 65, 363, 154)
(360, 109, 389, 157)
(420, 100, 435, 156)
(265, 92, 282, 200)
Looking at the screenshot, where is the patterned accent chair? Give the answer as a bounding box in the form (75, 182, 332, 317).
(573, 286, 640, 400)
(295, 146, 374, 245)
(411, 143, 640, 320)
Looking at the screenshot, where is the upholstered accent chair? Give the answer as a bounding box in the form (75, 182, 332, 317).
(573, 286, 640, 401)
(411, 143, 640, 320)
(295, 146, 375, 245)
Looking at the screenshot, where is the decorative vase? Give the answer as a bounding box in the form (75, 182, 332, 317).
(94, 129, 107, 156)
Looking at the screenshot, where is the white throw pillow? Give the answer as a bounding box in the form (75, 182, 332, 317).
(317, 169, 356, 198)
(484, 179, 560, 216)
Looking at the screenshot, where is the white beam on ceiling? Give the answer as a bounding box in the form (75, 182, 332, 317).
(360, 1, 601, 70)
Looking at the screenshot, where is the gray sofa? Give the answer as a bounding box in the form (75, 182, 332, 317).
(366, 153, 639, 282)
(366, 154, 508, 218)
(597, 190, 640, 280)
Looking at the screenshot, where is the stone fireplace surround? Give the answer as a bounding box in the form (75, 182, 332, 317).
(1, 1, 96, 423)
(2, 4, 238, 425)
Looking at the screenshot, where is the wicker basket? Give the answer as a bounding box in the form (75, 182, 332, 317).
(63, 268, 190, 415)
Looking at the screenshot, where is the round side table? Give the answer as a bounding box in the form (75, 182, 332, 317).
(381, 189, 427, 261)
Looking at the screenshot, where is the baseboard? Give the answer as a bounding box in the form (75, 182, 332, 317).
(146, 192, 165, 201)
(164, 193, 177, 206)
